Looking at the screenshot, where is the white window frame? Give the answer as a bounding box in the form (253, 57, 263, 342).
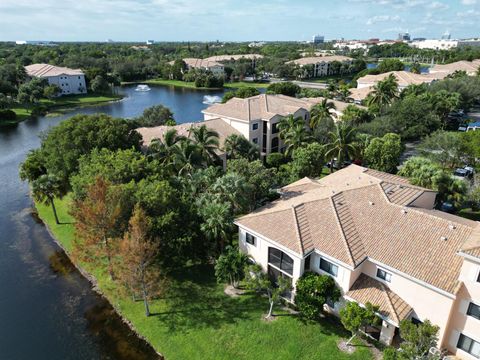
(245, 232, 256, 246)
(376, 267, 392, 283)
(319, 257, 338, 277)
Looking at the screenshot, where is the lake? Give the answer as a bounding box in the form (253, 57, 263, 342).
(0, 84, 227, 359)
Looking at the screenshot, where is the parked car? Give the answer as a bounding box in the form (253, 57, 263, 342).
(453, 166, 474, 180)
(440, 202, 455, 213)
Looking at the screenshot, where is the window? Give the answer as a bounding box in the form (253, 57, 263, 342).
(246, 233, 255, 246)
(376, 268, 392, 282)
(252, 138, 258, 144)
(271, 137, 279, 153)
(477, 270, 480, 282)
(252, 123, 258, 131)
(457, 334, 480, 358)
(467, 302, 480, 320)
(272, 123, 279, 134)
(268, 247, 294, 276)
(320, 258, 338, 277)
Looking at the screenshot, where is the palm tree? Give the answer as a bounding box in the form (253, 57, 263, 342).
(324, 122, 358, 172)
(32, 174, 64, 224)
(277, 114, 305, 140)
(309, 99, 336, 129)
(189, 125, 220, 165)
(366, 73, 399, 109)
(283, 122, 312, 157)
(148, 128, 185, 166)
(171, 139, 203, 177)
(199, 200, 233, 255)
(223, 134, 259, 160)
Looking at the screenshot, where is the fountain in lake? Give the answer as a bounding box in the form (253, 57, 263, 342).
(202, 95, 222, 104)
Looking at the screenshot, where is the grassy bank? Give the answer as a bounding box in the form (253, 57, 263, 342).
(3, 93, 123, 126)
(36, 196, 374, 360)
(136, 78, 270, 90)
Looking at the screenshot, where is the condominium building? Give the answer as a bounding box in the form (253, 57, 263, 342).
(170, 58, 225, 76)
(286, 56, 353, 77)
(25, 63, 87, 95)
(430, 60, 480, 77)
(236, 165, 480, 359)
(356, 71, 447, 90)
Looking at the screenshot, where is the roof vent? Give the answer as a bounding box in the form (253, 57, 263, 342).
(369, 201, 374, 206)
(448, 224, 456, 230)
(346, 182, 350, 186)
(441, 236, 448, 241)
(401, 209, 407, 214)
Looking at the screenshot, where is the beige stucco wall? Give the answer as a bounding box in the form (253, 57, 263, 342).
(443, 258, 480, 358)
(238, 226, 303, 294)
(308, 251, 353, 293)
(362, 260, 455, 341)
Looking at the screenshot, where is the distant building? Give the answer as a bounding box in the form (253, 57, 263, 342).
(16, 40, 57, 46)
(356, 71, 447, 91)
(312, 35, 325, 44)
(248, 41, 266, 47)
(441, 31, 451, 40)
(458, 39, 480, 48)
(430, 59, 480, 77)
(286, 55, 353, 77)
(398, 32, 411, 41)
(410, 39, 458, 50)
(169, 58, 225, 76)
(333, 41, 368, 51)
(146, 40, 155, 45)
(25, 64, 87, 95)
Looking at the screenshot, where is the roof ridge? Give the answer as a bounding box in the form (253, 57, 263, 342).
(381, 282, 400, 323)
(330, 194, 356, 266)
(291, 204, 305, 254)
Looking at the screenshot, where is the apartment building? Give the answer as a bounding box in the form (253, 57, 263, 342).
(202, 94, 323, 156)
(430, 60, 480, 77)
(171, 58, 225, 76)
(356, 70, 447, 90)
(236, 165, 480, 358)
(25, 63, 87, 95)
(286, 56, 353, 77)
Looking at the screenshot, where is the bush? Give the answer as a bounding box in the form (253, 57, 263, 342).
(266, 153, 286, 168)
(295, 272, 340, 320)
(382, 347, 398, 360)
(0, 109, 17, 121)
(267, 82, 300, 97)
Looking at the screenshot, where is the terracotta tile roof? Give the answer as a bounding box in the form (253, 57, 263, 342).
(25, 63, 84, 77)
(136, 118, 240, 148)
(168, 58, 224, 69)
(287, 56, 353, 66)
(346, 274, 413, 324)
(348, 87, 373, 102)
(236, 165, 480, 294)
(357, 71, 447, 88)
(203, 54, 263, 62)
(202, 94, 322, 122)
(430, 60, 480, 75)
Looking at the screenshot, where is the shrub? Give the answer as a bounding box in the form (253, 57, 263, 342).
(0, 109, 17, 121)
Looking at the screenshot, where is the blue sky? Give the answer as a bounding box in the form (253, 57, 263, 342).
(0, 0, 479, 42)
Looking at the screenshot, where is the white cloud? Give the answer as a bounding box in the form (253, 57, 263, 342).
(461, 0, 477, 4)
(428, 1, 449, 10)
(366, 15, 401, 25)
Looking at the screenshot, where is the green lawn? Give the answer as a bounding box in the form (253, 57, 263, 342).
(36, 196, 374, 360)
(143, 79, 223, 90)
(457, 208, 480, 221)
(224, 81, 270, 89)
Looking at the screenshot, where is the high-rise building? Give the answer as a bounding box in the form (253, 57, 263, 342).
(398, 32, 411, 41)
(312, 35, 324, 44)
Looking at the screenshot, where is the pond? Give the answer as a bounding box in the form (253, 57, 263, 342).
(0, 84, 228, 359)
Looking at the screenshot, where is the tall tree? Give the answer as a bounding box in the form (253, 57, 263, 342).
(72, 177, 122, 279)
(214, 246, 248, 288)
(324, 122, 358, 172)
(223, 134, 259, 160)
(282, 122, 312, 157)
(190, 124, 220, 165)
(364, 133, 403, 173)
(198, 200, 233, 255)
(148, 128, 186, 167)
(31, 174, 64, 225)
(366, 73, 399, 110)
(309, 99, 336, 129)
(118, 205, 162, 317)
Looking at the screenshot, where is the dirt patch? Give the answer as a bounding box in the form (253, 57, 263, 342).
(224, 285, 245, 297)
(337, 340, 356, 354)
(262, 314, 277, 322)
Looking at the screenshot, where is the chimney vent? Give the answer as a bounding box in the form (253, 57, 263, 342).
(441, 236, 448, 241)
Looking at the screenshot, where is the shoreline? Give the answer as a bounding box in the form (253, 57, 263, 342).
(2, 94, 124, 127)
(32, 205, 164, 359)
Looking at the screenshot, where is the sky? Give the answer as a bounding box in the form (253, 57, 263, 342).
(0, 0, 479, 42)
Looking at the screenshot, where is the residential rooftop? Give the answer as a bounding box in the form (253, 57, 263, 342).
(203, 54, 263, 62)
(168, 58, 224, 69)
(136, 117, 239, 148)
(287, 55, 353, 66)
(25, 63, 84, 77)
(202, 94, 323, 122)
(430, 59, 480, 75)
(357, 70, 447, 87)
(236, 165, 480, 295)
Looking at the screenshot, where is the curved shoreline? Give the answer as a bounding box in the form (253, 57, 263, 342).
(32, 206, 164, 359)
